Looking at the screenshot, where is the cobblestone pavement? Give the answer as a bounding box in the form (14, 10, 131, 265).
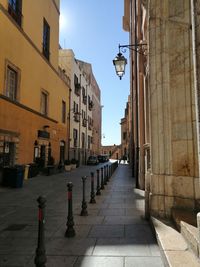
(0, 162, 164, 267)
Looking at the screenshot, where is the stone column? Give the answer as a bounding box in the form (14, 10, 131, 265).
(148, 0, 198, 217)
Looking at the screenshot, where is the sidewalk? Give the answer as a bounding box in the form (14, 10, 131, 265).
(0, 163, 164, 267)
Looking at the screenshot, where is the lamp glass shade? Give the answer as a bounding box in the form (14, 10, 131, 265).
(113, 52, 127, 79)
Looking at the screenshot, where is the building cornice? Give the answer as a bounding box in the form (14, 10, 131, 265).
(0, 95, 58, 124)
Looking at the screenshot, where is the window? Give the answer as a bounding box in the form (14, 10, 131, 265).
(43, 19, 50, 60)
(73, 128, 78, 147)
(123, 132, 127, 140)
(88, 136, 91, 149)
(6, 66, 18, 101)
(82, 87, 87, 104)
(73, 101, 78, 113)
(8, 0, 22, 26)
(41, 91, 48, 116)
(82, 110, 86, 119)
(82, 132, 85, 148)
(74, 74, 80, 96)
(88, 95, 93, 110)
(74, 74, 78, 86)
(62, 100, 66, 123)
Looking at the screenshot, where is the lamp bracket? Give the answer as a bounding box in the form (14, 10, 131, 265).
(119, 43, 147, 55)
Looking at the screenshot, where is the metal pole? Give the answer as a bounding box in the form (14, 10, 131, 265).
(100, 167, 104, 190)
(89, 172, 96, 203)
(80, 176, 88, 216)
(34, 196, 47, 267)
(65, 182, 75, 237)
(104, 166, 107, 185)
(96, 169, 101, 195)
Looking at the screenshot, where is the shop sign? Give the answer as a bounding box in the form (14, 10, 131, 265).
(38, 130, 50, 139)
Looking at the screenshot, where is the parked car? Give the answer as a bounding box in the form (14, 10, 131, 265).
(87, 155, 99, 165)
(98, 154, 109, 163)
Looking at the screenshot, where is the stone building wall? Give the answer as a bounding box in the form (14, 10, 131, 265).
(148, 0, 199, 217)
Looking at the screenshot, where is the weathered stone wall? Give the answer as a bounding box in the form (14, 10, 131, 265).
(148, 0, 199, 217)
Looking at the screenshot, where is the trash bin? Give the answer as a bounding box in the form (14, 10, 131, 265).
(24, 165, 30, 180)
(28, 163, 39, 178)
(3, 165, 25, 188)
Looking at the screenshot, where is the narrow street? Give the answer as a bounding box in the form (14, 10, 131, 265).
(0, 163, 164, 267)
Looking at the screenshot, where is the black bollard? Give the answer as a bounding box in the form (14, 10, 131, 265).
(34, 196, 47, 267)
(104, 166, 107, 185)
(100, 167, 105, 190)
(80, 176, 88, 216)
(109, 165, 111, 178)
(65, 182, 76, 237)
(89, 172, 96, 203)
(96, 169, 101, 195)
(111, 163, 113, 175)
(106, 165, 109, 182)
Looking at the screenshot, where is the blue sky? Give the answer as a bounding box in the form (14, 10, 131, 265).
(59, 0, 130, 146)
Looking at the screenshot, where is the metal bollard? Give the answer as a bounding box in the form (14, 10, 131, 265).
(34, 196, 47, 267)
(80, 176, 88, 216)
(104, 166, 107, 185)
(89, 172, 96, 203)
(106, 165, 109, 182)
(100, 167, 105, 190)
(96, 169, 101, 195)
(65, 182, 76, 237)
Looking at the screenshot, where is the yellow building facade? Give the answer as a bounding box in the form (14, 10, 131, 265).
(0, 0, 70, 167)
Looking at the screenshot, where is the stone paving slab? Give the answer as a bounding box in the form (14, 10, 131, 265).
(125, 208, 144, 216)
(0, 254, 34, 267)
(74, 215, 104, 225)
(93, 238, 152, 256)
(125, 224, 156, 242)
(46, 238, 96, 256)
(74, 256, 124, 267)
(103, 216, 148, 225)
(88, 225, 124, 238)
(98, 208, 126, 216)
(0, 163, 164, 266)
(27, 255, 77, 267)
(53, 224, 92, 238)
(125, 256, 164, 267)
(107, 203, 144, 209)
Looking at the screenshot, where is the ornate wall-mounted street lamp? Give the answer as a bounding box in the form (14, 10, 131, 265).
(113, 43, 147, 79)
(113, 51, 127, 80)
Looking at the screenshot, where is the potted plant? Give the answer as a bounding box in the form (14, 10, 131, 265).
(70, 158, 77, 170)
(64, 159, 71, 172)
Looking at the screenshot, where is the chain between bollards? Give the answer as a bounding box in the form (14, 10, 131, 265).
(34, 196, 47, 267)
(89, 172, 96, 203)
(96, 169, 101, 195)
(80, 176, 88, 216)
(65, 182, 76, 237)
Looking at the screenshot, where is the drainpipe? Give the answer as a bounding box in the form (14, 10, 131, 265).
(191, 0, 200, 177)
(68, 87, 71, 160)
(79, 74, 81, 164)
(134, 0, 139, 187)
